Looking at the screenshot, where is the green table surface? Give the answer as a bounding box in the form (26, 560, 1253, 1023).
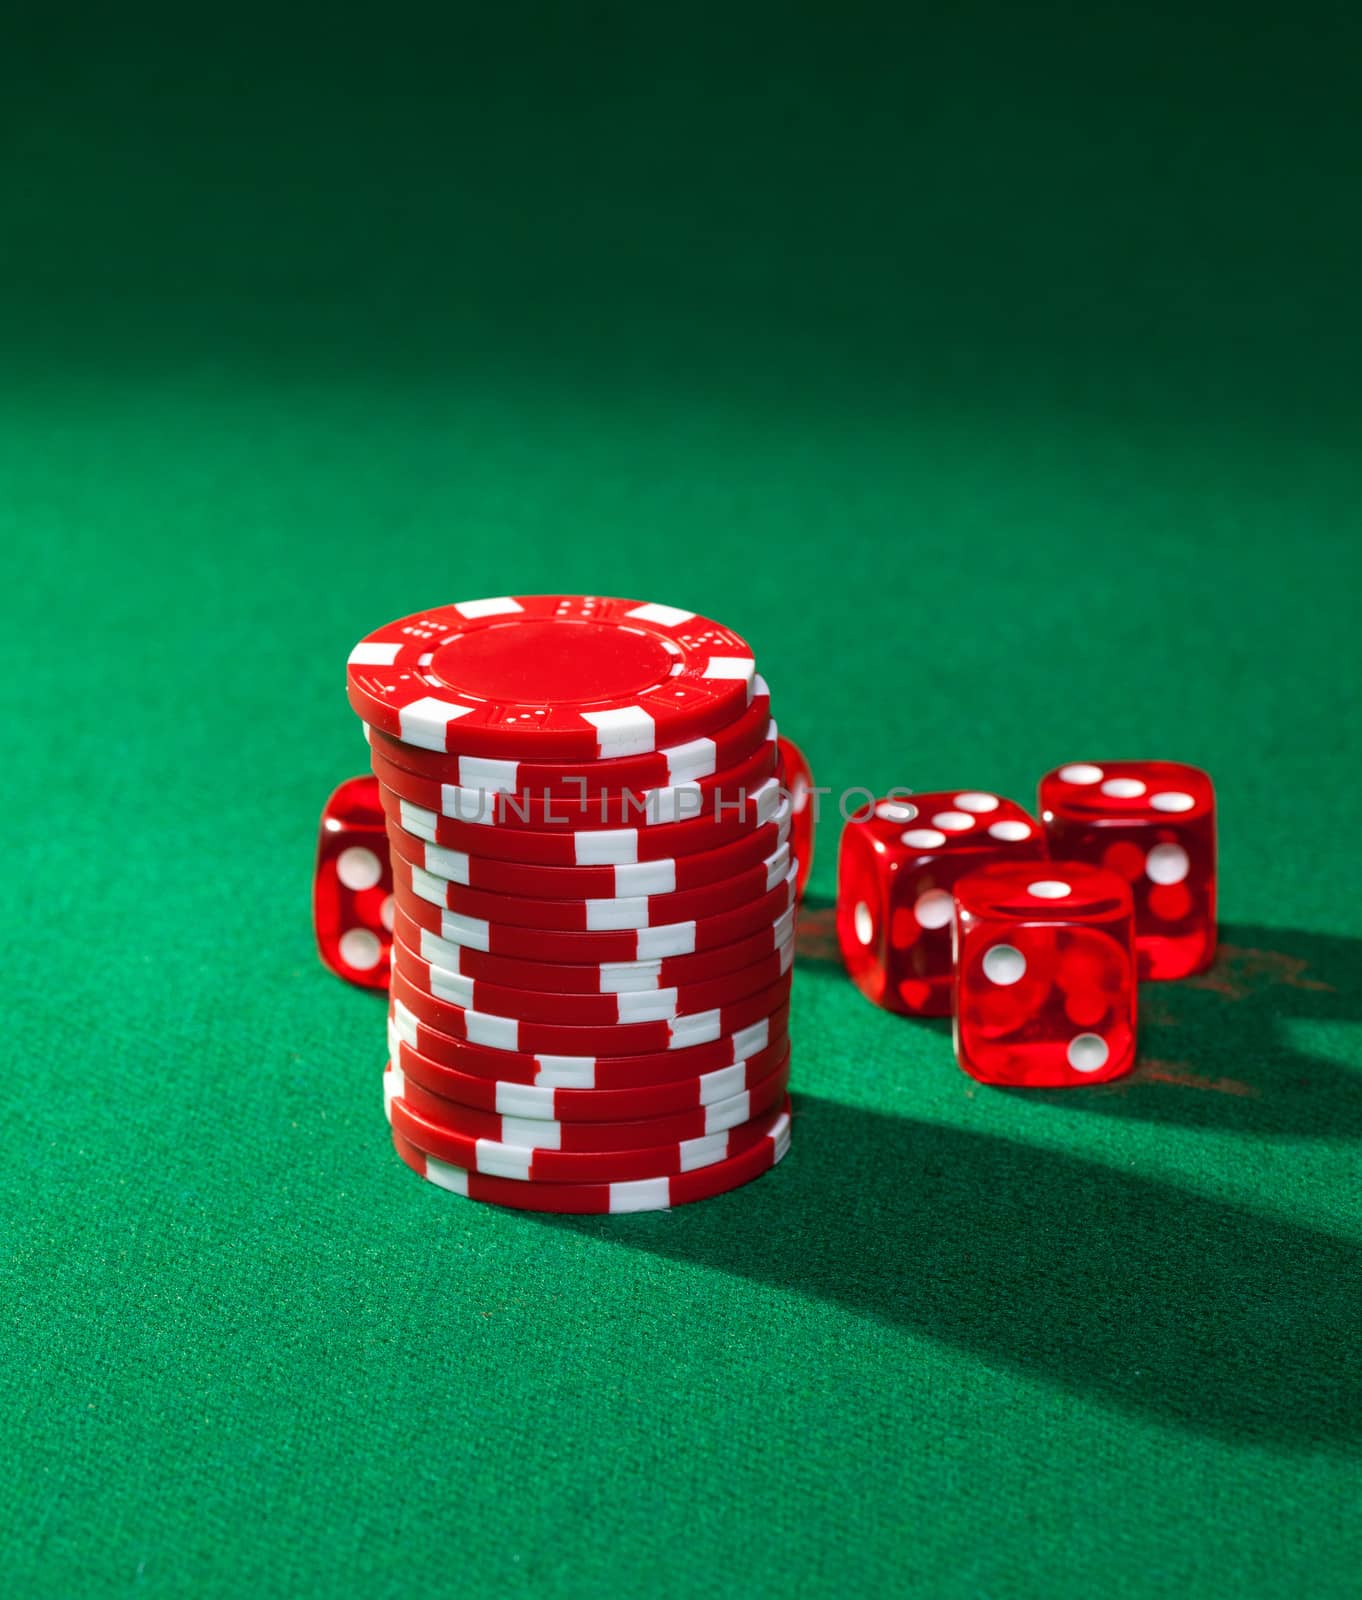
(4, 5, 1360, 1597)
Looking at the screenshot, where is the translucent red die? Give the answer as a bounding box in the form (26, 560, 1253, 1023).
(1038, 761, 1215, 980)
(836, 791, 1045, 1015)
(314, 776, 394, 990)
(776, 735, 815, 900)
(953, 861, 1137, 1087)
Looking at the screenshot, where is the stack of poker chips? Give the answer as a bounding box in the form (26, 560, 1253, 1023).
(345, 596, 796, 1214)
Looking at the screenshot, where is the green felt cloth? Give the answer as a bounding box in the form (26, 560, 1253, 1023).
(3, 4, 1360, 1596)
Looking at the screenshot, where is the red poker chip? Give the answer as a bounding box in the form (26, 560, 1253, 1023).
(386, 1084, 787, 1183)
(390, 921, 794, 1025)
(383, 802, 791, 900)
(379, 775, 784, 865)
(389, 1104, 792, 1213)
(389, 838, 792, 930)
(389, 964, 793, 1059)
(347, 596, 757, 760)
(389, 995, 791, 1087)
(393, 864, 798, 963)
(388, 1048, 791, 1151)
(365, 680, 774, 793)
(369, 733, 778, 830)
(388, 1023, 791, 1119)
(390, 903, 796, 996)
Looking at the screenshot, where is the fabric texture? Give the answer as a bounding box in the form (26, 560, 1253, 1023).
(2, 5, 1360, 1596)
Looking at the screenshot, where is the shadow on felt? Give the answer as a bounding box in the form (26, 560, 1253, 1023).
(545, 918, 1362, 1448)
(548, 1092, 1362, 1450)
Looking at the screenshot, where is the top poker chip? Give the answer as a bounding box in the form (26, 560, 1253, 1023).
(347, 597, 757, 761)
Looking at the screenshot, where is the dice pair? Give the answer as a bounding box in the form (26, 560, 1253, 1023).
(836, 763, 1215, 1087)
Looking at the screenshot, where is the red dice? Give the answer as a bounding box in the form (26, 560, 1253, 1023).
(953, 861, 1137, 1087)
(313, 776, 394, 990)
(837, 792, 1045, 1015)
(1039, 761, 1216, 980)
(776, 735, 814, 900)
